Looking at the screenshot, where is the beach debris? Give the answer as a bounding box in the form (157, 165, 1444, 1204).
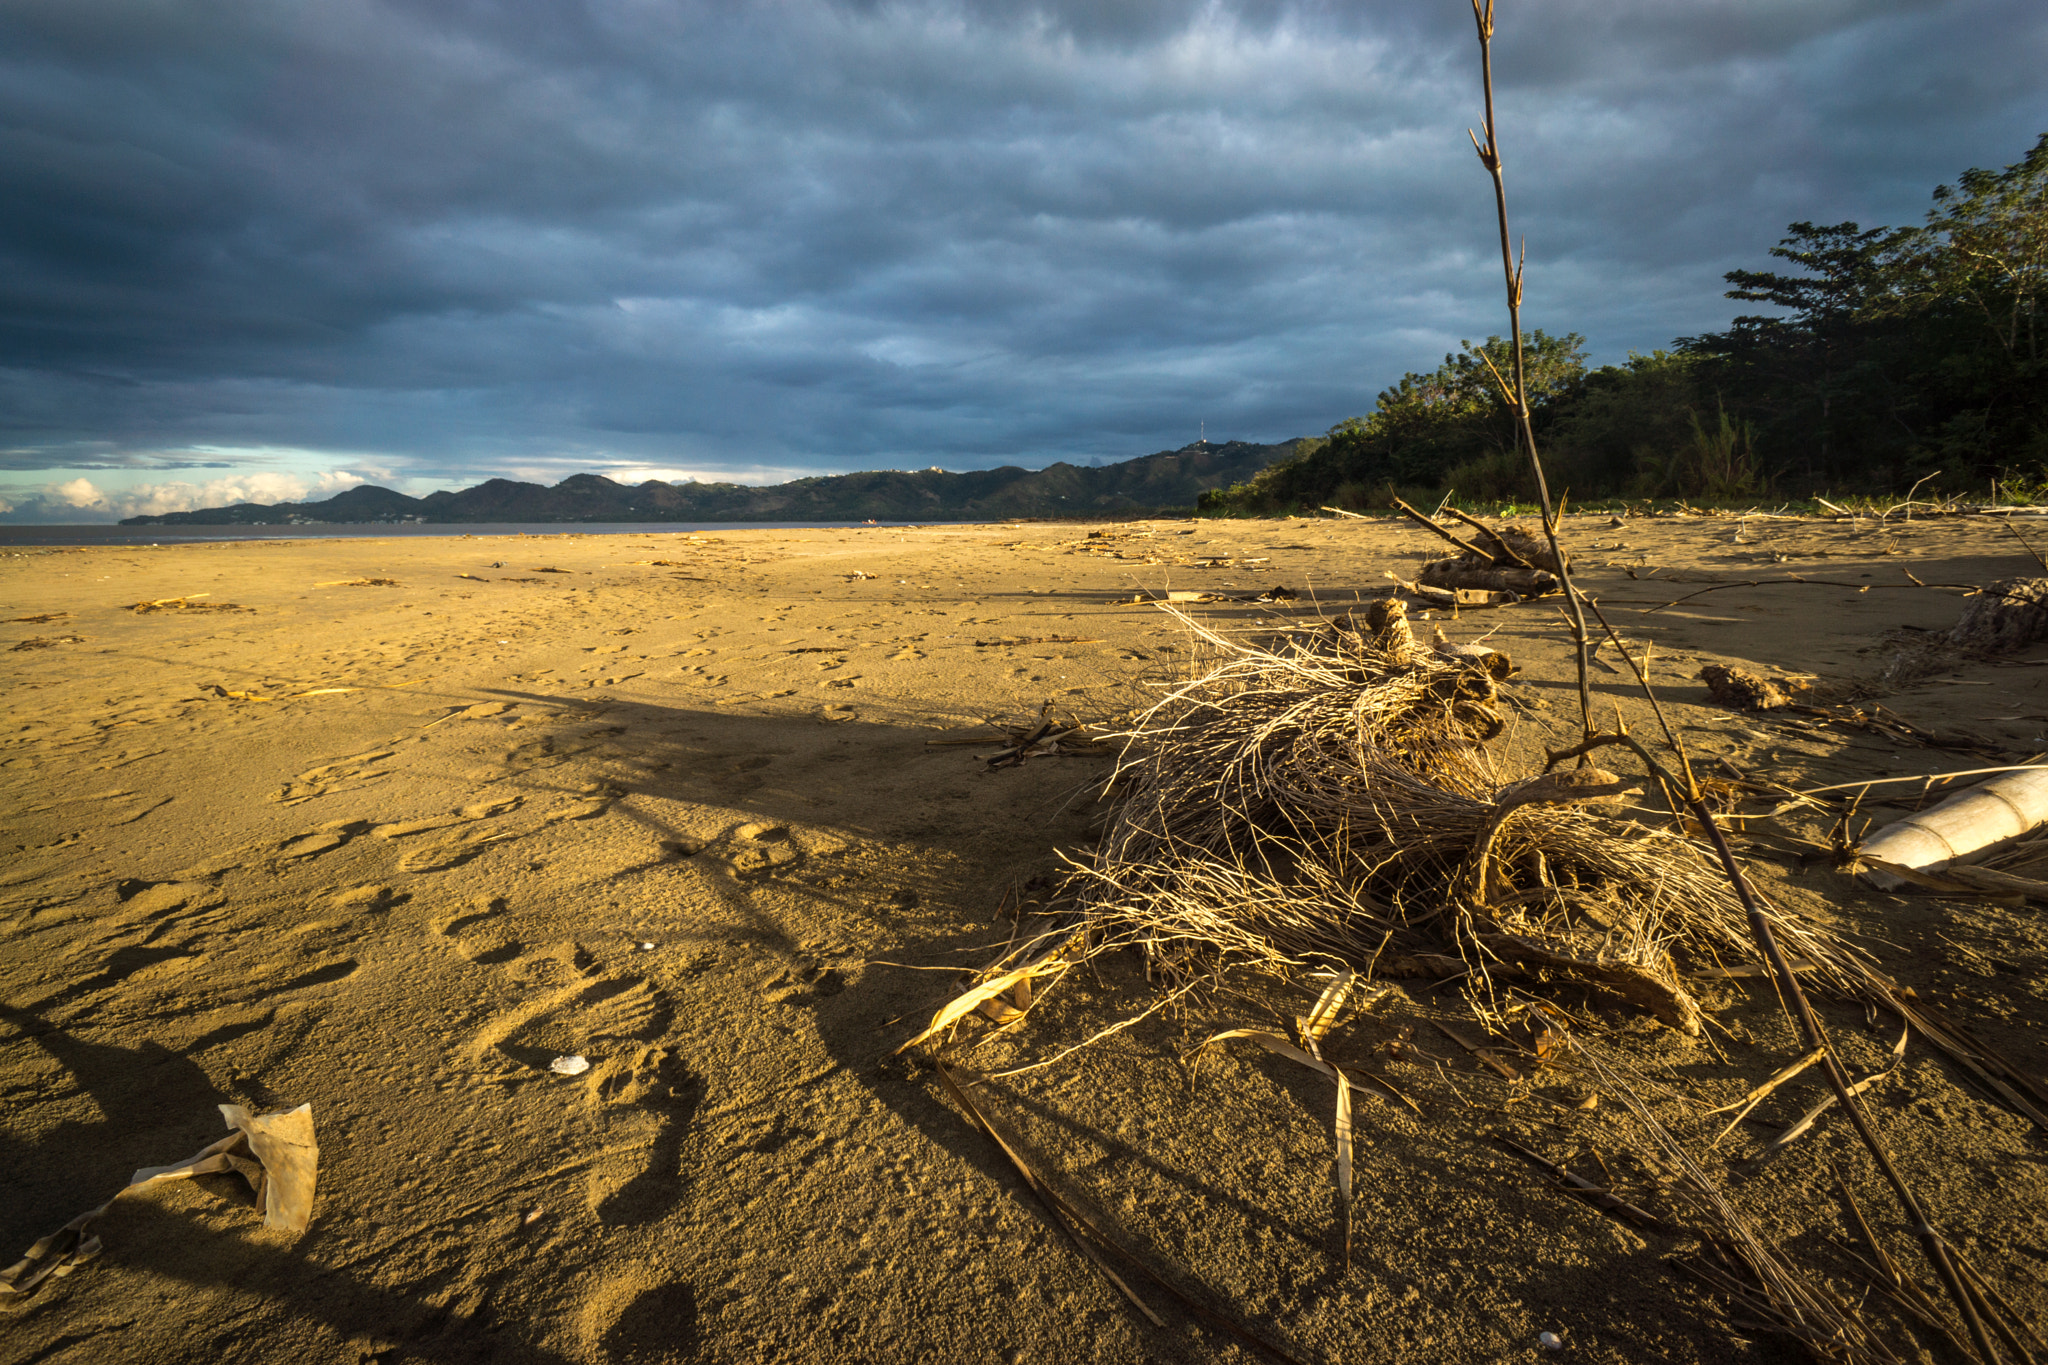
(1381, 575, 1519, 609)
(8, 612, 70, 623)
(1538, 1331, 1563, 1351)
(1950, 576, 2048, 652)
(972, 635, 1100, 647)
(1750, 1023, 1907, 1160)
(201, 683, 362, 702)
(1697, 663, 1806, 711)
(925, 704, 1113, 769)
(1358, 496, 1562, 598)
(1146, 586, 1302, 605)
(315, 578, 400, 587)
(1430, 631, 1515, 679)
(547, 1054, 592, 1076)
(0, 1103, 318, 1299)
(10, 635, 84, 651)
(1416, 561, 1559, 598)
(202, 683, 272, 701)
(129, 594, 246, 613)
(1855, 766, 2048, 889)
(1195, 971, 1418, 1271)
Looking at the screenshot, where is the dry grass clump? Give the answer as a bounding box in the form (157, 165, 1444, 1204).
(1050, 600, 1874, 1035)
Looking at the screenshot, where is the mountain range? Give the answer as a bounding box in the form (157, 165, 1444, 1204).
(118, 439, 1303, 526)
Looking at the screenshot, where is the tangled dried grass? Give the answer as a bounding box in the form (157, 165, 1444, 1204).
(1031, 599, 1874, 1036)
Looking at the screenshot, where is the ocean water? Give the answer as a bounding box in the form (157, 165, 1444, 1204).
(0, 520, 972, 549)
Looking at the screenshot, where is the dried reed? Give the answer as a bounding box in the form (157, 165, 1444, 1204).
(1025, 601, 1876, 1038)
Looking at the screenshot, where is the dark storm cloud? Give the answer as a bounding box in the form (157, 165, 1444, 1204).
(0, 0, 2043, 493)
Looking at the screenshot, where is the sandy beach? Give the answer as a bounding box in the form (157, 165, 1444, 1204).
(3, 514, 2045, 1364)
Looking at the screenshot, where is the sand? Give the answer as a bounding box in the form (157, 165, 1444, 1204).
(2, 515, 2044, 1364)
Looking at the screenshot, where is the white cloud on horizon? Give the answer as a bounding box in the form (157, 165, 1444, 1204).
(0, 469, 367, 523)
(0, 456, 851, 523)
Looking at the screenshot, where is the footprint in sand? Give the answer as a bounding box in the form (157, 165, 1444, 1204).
(372, 795, 523, 841)
(437, 896, 523, 964)
(459, 939, 692, 1225)
(759, 961, 845, 1005)
(327, 883, 409, 914)
(107, 879, 230, 941)
(271, 819, 372, 865)
(271, 750, 396, 804)
(399, 823, 511, 873)
(586, 1281, 701, 1363)
(720, 822, 802, 878)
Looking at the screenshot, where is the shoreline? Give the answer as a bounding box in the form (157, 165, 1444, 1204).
(0, 518, 1004, 549)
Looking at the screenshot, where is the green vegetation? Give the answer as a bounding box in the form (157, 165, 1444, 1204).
(1203, 132, 2048, 515)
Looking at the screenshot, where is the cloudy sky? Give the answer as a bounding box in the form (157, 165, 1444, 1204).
(2, 0, 2043, 521)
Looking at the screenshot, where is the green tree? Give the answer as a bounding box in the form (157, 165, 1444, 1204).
(1921, 131, 2048, 367)
(1718, 220, 1912, 471)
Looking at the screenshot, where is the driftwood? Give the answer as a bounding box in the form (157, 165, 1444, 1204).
(1372, 498, 1563, 598)
(1697, 664, 1808, 712)
(1416, 560, 1560, 597)
(1949, 577, 2048, 652)
(1441, 506, 1558, 573)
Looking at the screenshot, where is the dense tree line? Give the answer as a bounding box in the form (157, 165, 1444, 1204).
(1205, 132, 2047, 513)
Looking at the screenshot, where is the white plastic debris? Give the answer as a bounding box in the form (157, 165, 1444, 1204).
(1858, 767, 2048, 888)
(638, 941, 655, 951)
(547, 1054, 591, 1076)
(1538, 1331, 1563, 1351)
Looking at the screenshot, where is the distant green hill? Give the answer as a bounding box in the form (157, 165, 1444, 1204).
(119, 439, 1307, 526)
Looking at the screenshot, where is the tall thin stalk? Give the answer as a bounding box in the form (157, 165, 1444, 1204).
(1466, 8, 2000, 1358)
(1466, 0, 1593, 739)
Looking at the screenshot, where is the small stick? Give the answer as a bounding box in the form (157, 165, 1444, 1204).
(1440, 504, 1540, 570)
(1757, 1064, 1893, 1156)
(1433, 1021, 1521, 1080)
(1768, 761, 2048, 807)
(2008, 520, 2048, 575)
(1389, 496, 1497, 562)
(1953, 1248, 2048, 1361)
(1707, 1046, 1826, 1144)
(1493, 1135, 1685, 1237)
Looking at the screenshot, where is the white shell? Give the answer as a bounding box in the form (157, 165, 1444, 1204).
(547, 1054, 591, 1076)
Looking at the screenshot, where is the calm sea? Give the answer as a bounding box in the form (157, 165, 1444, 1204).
(0, 521, 967, 548)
